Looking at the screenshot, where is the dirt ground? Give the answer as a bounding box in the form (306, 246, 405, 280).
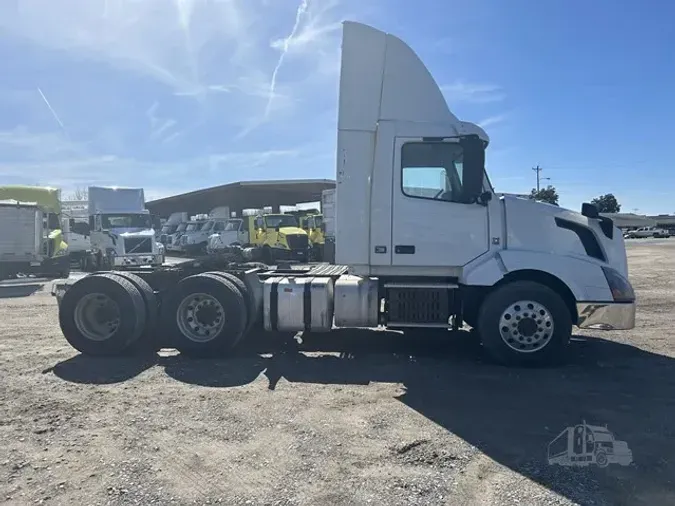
(1, 240, 674, 506)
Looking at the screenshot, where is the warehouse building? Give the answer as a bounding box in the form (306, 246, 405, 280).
(146, 179, 335, 219)
(601, 213, 675, 232)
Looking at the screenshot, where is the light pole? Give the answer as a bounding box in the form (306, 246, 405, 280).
(532, 165, 551, 192)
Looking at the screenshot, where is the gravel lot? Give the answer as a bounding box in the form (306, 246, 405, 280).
(1, 240, 674, 506)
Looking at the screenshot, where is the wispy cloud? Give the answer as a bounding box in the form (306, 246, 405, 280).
(478, 114, 508, 129)
(441, 81, 505, 104)
(265, 0, 310, 119)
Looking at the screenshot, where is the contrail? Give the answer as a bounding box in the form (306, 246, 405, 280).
(264, 0, 309, 118)
(37, 87, 66, 131)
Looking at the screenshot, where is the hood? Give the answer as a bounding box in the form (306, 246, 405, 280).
(278, 227, 307, 236)
(502, 196, 629, 277)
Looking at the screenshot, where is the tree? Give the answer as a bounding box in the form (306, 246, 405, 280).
(590, 193, 621, 213)
(529, 185, 559, 206)
(66, 187, 88, 201)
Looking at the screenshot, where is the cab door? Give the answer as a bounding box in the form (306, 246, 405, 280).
(391, 138, 489, 268)
(252, 216, 265, 245)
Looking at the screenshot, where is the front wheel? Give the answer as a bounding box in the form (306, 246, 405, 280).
(477, 281, 572, 366)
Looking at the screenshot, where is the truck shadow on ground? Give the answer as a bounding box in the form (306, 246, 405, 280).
(52, 329, 675, 506)
(0, 283, 44, 298)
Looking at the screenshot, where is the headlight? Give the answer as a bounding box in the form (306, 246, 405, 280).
(602, 267, 635, 302)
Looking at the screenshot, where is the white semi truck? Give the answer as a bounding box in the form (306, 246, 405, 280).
(180, 207, 231, 255)
(52, 21, 635, 365)
(61, 200, 91, 263)
(86, 186, 164, 269)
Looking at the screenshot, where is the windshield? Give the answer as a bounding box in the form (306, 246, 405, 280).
(45, 212, 61, 230)
(201, 220, 215, 232)
(224, 219, 242, 231)
(101, 214, 151, 229)
(176, 223, 187, 232)
(161, 224, 178, 234)
(265, 215, 298, 229)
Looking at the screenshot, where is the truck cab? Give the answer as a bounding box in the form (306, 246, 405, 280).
(166, 222, 188, 253)
(300, 214, 325, 260)
(207, 218, 250, 254)
(181, 218, 230, 255)
(249, 214, 310, 264)
(88, 186, 163, 269)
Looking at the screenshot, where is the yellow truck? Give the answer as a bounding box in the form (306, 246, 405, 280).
(299, 214, 326, 261)
(248, 213, 310, 264)
(0, 185, 70, 278)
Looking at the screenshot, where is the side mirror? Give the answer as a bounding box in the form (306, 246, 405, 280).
(581, 202, 599, 219)
(320, 222, 326, 233)
(275, 225, 280, 232)
(459, 134, 486, 204)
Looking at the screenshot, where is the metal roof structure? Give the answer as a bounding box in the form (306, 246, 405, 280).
(601, 213, 656, 229)
(145, 179, 336, 218)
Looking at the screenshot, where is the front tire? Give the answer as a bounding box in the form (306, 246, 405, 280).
(477, 281, 572, 366)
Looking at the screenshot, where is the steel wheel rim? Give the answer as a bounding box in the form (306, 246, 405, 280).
(499, 299, 554, 353)
(176, 292, 226, 343)
(73, 292, 121, 341)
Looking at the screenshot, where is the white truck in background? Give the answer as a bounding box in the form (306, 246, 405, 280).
(159, 212, 188, 247)
(61, 200, 91, 262)
(86, 186, 164, 269)
(206, 217, 250, 254)
(180, 207, 231, 255)
(53, 21, 635, 367)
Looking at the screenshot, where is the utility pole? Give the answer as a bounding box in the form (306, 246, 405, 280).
(532, 165, 550, 192)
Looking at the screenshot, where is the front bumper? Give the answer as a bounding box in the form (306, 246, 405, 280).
(112, 254, 163, 267)
(576, 302, 636, 330)
(274, 247, 310, 262)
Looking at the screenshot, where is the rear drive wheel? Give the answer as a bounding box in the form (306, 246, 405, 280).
(163, 273, 247, 356)
(204, 271, 258, 335)
(477, 281, 572, 366)
(92, 271, 159, 354)
(59, 273, 146, 356)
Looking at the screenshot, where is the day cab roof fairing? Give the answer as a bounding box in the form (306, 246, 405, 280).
(335, 21, 490, 270)
(338, 21, 489, 144)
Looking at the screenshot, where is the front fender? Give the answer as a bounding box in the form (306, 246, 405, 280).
(461, 251, 613, 302)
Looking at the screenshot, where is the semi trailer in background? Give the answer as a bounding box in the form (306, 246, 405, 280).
(0, 186, 69, 279)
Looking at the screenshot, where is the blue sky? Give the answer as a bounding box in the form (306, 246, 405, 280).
(0, 0, 672, 214)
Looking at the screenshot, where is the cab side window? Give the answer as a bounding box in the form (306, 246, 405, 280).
(213, 221, 225, 232)
(401, 142, 464, 203)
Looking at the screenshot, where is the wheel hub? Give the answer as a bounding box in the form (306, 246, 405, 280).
(176, 293, 226, 343)
(73, 293, 121, 341)
(499, 300, 554, 353)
